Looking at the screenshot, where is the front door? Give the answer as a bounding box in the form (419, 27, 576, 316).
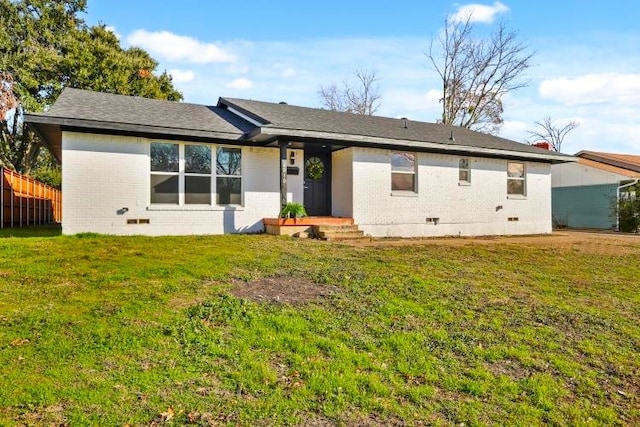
(303, 150, 331, 216)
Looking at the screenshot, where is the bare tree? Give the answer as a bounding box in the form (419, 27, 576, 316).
(527, 116, 579, 153)
(319, 67, 381, 115)
(428, 18, 533, 134)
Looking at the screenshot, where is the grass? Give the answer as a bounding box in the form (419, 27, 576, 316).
(0, 228, 638, 425)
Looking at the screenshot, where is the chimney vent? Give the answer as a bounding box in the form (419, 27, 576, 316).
(532, 141, 551, 150)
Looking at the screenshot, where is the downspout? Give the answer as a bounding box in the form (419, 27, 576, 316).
(616, 179, 638, 231)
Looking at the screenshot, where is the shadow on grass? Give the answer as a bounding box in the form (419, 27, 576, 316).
(0, 224, 62, 238)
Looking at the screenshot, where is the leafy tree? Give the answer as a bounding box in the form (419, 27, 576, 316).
(527, 116, 579, 153)
(428, 18, 533, 134)
(64, 25, 182, 101)
(0, 0, 182, 176)
(319, 67, 381, 115)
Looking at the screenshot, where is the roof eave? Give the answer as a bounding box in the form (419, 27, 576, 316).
(254, 127, 577, 163)
(25, 114, 247, 146)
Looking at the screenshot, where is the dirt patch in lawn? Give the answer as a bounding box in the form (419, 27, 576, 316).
(13, 404, 67, 426)
(345, 230, 640, 255)
(230, 276, 339, 305)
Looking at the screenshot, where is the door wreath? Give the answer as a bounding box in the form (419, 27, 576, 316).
(306, 157, 324, 180)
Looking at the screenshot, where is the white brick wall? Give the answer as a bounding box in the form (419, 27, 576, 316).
(62, 133, 552, 237)
(62, 132, 285, 235)
(349, 147, 552, 237)
(331, 148, 353, 218)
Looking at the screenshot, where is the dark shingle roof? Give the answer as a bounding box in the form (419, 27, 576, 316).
(26, 88, 257, 161)
(26, 88, 574, 163)
(219, 97, 571, 160)
(47, 88, 254, 135)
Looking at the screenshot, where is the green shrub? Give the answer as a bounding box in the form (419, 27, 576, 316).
(279, 202, 307, 218)
(615, 183, 640, 232)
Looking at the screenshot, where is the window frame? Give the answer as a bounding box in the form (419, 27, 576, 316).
(184, 144, 213, 205)
(391, 151, 417, 194)
(459, 157, 471, 185)
(150, 142, 180, 205)
(215, 146, 243, 206)
(149, 142, 243, 207)
(507, 161, 527, 197)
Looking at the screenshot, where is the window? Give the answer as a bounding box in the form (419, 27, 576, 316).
(459, 158, 470, 183)
(391, 152, 416, 192)
(150, 142, 179, 204)
(185, 145, 212, 204)
(507, 162, 526, 196)
(150, 143, 242, 206)
(216, 147, 242, 205)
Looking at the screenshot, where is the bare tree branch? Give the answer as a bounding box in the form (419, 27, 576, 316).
(318, 67, 381, 115)
(428, 18, 533, 135)
(527, 116, 579, 153)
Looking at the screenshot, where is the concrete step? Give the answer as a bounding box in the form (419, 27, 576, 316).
(313, 224, 366, 241)
(315, 224, 361, 233)
(320, 231, 365, 241)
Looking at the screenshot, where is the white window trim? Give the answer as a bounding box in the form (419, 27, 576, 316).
(391, 151, 418, 194)
(507, 161, 527, 198)
(149, 141, 243, 208)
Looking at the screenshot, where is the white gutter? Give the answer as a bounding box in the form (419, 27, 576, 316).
(616, 178, 639, 231)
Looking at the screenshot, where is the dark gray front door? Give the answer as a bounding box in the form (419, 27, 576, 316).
(303, 150, 331, 216)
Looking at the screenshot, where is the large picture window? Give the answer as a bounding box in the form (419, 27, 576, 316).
(391, 152, 416, 192)
(150, 143, 241, 206)
(507, 162, 526, 196)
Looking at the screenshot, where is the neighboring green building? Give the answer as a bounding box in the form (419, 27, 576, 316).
(551, 151, 640, 230)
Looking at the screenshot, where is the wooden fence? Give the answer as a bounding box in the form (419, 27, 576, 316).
(1, 167, 61, 228)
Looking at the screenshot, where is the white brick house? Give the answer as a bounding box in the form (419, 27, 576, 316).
(27, 88, 573, 237)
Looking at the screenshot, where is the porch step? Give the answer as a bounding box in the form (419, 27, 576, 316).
(313, 224, 366, 241)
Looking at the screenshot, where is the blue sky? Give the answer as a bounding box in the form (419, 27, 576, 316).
(84, 1, 640, 154)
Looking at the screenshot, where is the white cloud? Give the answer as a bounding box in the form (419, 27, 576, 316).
(227, 77, 253, 90)
(282, 67, 297, 78)
(104, 25, 121, 39)
(449, 1, 509, 24)
(168, 69, 196, 83)
(539, 73, 640, 106)
(126, 30, 236, 64)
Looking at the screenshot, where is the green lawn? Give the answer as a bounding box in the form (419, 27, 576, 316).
(0, 228, 638, 425)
